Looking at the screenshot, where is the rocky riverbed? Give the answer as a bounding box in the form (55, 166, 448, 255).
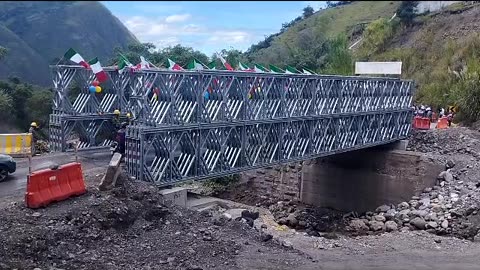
(218, 127, 480, 242)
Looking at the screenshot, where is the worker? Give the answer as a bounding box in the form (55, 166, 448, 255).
(126, 112, 132, 125)
(28, 122, 39, 155)
(116, 122, 127, 155)
(112, 109, 121, 129)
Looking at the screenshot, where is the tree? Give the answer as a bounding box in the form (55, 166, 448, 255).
(303, 6, 314, 18)
(0, 91, 13, 117)
(397, 1, 418, 26)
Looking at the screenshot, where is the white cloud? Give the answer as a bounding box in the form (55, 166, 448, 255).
(207, 31, 253, 44)
(122, 15, 258, 55)
(165, 14, 191, 23)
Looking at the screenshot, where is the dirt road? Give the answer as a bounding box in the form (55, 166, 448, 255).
(0, 150, 111, 198)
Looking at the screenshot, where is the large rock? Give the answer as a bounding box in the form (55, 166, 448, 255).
(425, 213, 438, 222)
(376, 205, 391, 213)
(349, 219, 369, 232)
(410, 210, 428, 218)
(369, 221, 385, 232)
(385, 221, 398, 232)
(410, 217, 426, 230)
(385, 209, 397, 221)
(224, 209, 247, 220)
(446, 159, 455, 169)
(286, 214, 298, 227)
(396, 209, 410, 220)
(441, 220, 449, 229)
(397, 202, 410, 210)
(373, 215, 386, 222)
(241, 210, 260, 220)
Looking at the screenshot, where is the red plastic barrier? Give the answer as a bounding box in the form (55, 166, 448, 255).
(436, 117, 449, 129)
(413, 116, 430, 130)
(25, 162, 86, 208)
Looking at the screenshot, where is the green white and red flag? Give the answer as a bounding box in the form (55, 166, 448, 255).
(64, 48, 90, 69)
(88, 57, 108, 82)
(269, 64, 284, 73)
(285, 65, 300, 74)
(254, 63, 269, 73)
(166, 58, 183, 70)
(217, 54, 233, 71)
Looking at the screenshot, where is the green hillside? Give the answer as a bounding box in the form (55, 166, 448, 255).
(0, 1, 138, 86)
(245, 1, 400, 67)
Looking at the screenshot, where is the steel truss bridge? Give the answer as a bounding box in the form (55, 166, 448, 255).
(49, 65, 414, 186)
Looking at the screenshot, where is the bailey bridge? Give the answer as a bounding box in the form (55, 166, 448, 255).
(49, 65, 414, 187)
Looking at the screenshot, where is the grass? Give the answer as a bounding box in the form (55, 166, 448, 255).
(278, 1, 400, 44)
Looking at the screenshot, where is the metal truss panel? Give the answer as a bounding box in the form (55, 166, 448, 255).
(51, 65, 415, 186)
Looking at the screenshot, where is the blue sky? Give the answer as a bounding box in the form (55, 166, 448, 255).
(102, 1, 327, 56)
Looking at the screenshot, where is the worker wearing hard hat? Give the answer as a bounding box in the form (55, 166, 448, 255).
(29, 122, 39, 155)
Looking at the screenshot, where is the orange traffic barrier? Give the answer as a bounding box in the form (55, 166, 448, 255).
(436, 117, 449, 129)
(413, 116, 430, 130)
(25, 162, 86, 208)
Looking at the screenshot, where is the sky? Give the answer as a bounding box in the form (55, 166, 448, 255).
(102, 1, 327, 56)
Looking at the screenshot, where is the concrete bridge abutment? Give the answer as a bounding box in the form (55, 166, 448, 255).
(243, 145, 443, 213)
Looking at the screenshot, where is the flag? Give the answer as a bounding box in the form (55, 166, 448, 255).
(285, 65, 300, 74)
(302, 67, 316, 75)
(269, 64, 284, 73)
(217, 54, 233, 71)
(88, 57, 108, 82)
(254, 64, 269, 73)
(166, 58, 183, 70)
(117, 55, 133, 74)
(187, 58, 207, 70)
(207, 61, 217, 70)
(238, 62, 251, 71)
(64, 48, 89, 69)
(140, 56, 150, 69)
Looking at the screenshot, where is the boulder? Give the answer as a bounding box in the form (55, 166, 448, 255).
(397, 202, 410, 210)
(426, 221, 438, 229)
(385, 221, 398, 232)
(410, 217, 426, 230)
(376, 205, 391, 213)
(385, 209, 397, 220)
(348, 219, 369, 232)
(396, 209, 410, 220)
(446, 159, 455, 169)
(373, 215, 386, 222)
(286, 214, 298, 227)
(441, 220, 449, 229)
(369, 221, 385, 232)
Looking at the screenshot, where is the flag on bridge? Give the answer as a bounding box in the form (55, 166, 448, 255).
(207, 61, 217, 70)
(187, 58, 207, 70)
(285, 65, 300, 74)
(217, 54, 233, 71)
(64, 48, 90, 69)
(302, 67, 317, 75)
(117, 55, 133, 74)
(166, 58, 183, 70)
(237, 62, 251, 71)
(254, 63, 269, 73)
(269, 64, 284, 73)
(88, 57, 108, 82)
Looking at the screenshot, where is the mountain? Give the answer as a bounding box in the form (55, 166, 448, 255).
(0, 1, 138, 86)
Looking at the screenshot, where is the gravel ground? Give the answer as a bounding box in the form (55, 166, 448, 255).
(2, 127, 480, 270)
(0, 174, 317, 270)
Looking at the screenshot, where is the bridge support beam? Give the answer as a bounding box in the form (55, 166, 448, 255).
(300, 148, 443, 213)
